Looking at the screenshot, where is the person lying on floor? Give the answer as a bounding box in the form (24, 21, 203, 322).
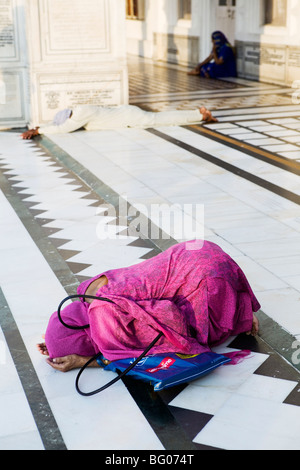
(37, 240, 260, 373)
(21, 104, 218, 139)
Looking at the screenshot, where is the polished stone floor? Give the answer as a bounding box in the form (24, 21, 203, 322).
(0, 56, 299, 451)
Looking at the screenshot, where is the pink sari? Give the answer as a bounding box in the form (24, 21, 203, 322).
(45, 240, 260, 360)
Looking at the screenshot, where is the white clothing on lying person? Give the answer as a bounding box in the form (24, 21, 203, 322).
(37, 105, 204, 135)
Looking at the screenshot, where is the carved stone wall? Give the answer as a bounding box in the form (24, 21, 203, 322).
(26, 0, 128, 126)
(236, 41, 300, 85)
(0, 0, 28, 129)
(0, 0, 128, 129)
(153, 32, 199, 67)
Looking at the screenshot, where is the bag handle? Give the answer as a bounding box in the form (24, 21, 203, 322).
(57, 293, 115, 330)
(56, 293, 163, 396)
(75, 331, 163, 396)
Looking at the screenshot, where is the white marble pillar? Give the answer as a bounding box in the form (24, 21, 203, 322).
(25, 0, 128, 127)
(197, 0, 213, 61)
(0, 0, 29, 129)
(235, 0, 300, 85)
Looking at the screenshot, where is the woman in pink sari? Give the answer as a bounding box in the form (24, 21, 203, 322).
(38, 240, 260, 372)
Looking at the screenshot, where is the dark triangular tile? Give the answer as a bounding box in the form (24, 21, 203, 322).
(51, 168, 67, 174)
(283, 384, 300, 406)
(66, 261, 91, 274)
(168, 405, 214, 443)
(158, 383, 188, 405)
(3, 171, 17, 177)
(12, 186, 30, 194)
(58, 249, 80, 261)
(65, 180, 81, 186)
(22, 201, 41, 209)
(35, 217, 57, 227)
(139, 248, 161, 259)
(74, 186, 89, 193)
(9, 179, 24, 185)
(127, 238, 155, 248)
(80, 193, 98, 200)
(85, 200, 100, 208)
(41, 226, 64, 237)
(48, 237, 71, 249)
(28, 208, 47, 217)
(255, 353, 300, 382)
(76, 275, 92, 283)
(17, 193, 35, 201)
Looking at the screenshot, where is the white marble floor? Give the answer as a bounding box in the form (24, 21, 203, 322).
(46, 123, 300, 339)
(0, 134, 164, 450)
(1, 65, 300, 450)
(1, 121, 299, 450)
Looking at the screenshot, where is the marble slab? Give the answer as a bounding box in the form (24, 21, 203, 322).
(25, 0, 128, 125)
(0, 0, 28, 128)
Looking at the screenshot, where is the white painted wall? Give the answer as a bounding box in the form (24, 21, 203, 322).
(126, 0, 300, 84)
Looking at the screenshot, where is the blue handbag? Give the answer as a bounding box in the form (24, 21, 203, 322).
(104, 351, 230, 391)
(57, 293, 231, 396)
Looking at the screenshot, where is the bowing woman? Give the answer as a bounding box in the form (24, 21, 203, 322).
(37, 240, 260, 372)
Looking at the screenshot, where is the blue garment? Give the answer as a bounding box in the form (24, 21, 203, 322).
(201, 43, 237, 78)
(201, 31, 237, 78)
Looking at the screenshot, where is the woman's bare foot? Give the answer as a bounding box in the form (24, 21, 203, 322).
(37, 335, 49, 356)
(187, 69, 200, 75)
(37, 341, 49, 356)
(246, 314, 259, 336)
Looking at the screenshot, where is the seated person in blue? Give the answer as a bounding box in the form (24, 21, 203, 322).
(188, 31, 237, 79)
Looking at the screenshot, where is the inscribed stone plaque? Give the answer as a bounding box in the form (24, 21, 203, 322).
(39, 74, 123, 122)
(243, 44, 260, 78)
(287, 47, 300, 83)
(259, 45, 286, 82)
(0, 0, 16, 59)
(44, 0, 109, 55)
(235, 42, 244, 75)
(0, 72, 23, 120)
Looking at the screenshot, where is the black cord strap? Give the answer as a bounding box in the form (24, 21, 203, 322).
(57, 293, 115, 330)
(75, 332, 164, 396)
(56, 293, 164, 396)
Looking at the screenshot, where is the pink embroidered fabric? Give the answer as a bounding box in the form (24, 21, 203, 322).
(45, 240, 260, 360)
